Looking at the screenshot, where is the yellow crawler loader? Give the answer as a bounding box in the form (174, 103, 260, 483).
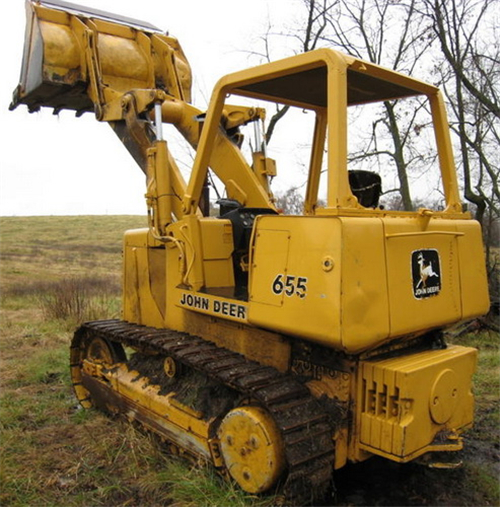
(10, 1, 490, 504)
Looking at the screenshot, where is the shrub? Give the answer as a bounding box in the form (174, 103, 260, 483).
(37, 276, 121, 322)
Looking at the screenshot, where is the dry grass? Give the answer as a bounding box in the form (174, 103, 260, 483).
(0, 215, 144, 291)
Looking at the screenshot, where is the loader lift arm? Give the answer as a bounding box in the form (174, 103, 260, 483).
(10, 0, 275, 234)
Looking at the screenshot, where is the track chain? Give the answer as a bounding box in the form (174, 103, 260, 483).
(73, 319, 335, 505)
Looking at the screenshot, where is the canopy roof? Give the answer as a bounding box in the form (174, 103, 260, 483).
(224, 49, 437, 108)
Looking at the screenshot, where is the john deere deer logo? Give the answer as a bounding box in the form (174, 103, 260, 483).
(412, 249, 441, 299)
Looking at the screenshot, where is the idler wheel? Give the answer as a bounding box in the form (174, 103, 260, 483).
(218, 406, 285, 494)
(71, 331, 125, 409)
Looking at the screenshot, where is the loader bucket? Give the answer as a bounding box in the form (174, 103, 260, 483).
(10, 0, 192, 115)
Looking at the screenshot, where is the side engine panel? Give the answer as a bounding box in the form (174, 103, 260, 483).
(248, 214, 489, 354)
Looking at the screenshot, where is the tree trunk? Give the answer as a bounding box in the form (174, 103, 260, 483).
(385, 101, 413, 211)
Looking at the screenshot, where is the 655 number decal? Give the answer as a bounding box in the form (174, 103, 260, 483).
(272, 274, 308, 299)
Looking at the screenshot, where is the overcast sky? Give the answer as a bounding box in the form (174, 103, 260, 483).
(0, 0, 298, 216)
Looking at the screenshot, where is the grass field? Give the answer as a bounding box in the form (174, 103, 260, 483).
(0, 215, 498, 506)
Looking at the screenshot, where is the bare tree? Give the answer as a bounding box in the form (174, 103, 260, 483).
(428, 0, 499, 119)
(253, 0, 498, 222)
(320, 0, 438, 210)
(263, 0, 335, 145)
(275, 186, 305, 214)
(257, 0, 437, 210)
(423, 0, 499, 224)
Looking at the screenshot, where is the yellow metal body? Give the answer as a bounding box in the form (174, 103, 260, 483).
(13, 0, 490, 494)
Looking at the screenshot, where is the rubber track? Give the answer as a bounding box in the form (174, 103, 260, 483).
(74, 319, 335, 505)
